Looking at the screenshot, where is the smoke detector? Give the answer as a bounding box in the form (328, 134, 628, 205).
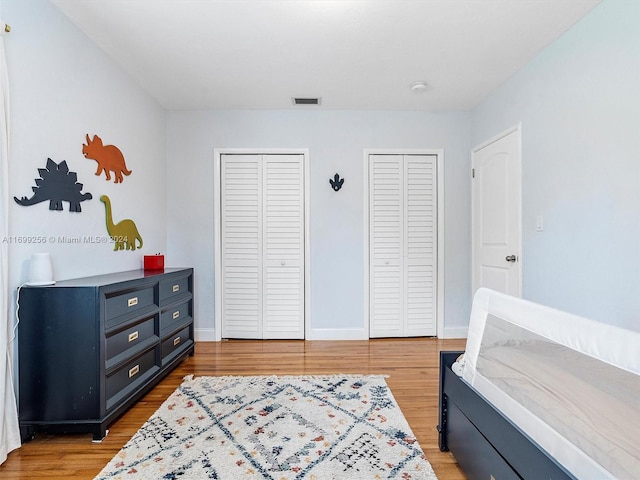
(410, 81, 429, 93)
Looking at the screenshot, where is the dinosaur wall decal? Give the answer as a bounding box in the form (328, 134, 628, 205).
(329, 173, 344, 191)
(83, 134, 132, 183)
(100, 195, 143, 251)
(14, 158, 92, 212)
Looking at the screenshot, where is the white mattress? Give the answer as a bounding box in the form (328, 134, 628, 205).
(462, 288, 640, 480)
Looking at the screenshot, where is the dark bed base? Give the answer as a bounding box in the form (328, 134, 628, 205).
(438, 351, 576, 480)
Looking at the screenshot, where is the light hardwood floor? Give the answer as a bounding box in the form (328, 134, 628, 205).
(0, 338, 467, 479)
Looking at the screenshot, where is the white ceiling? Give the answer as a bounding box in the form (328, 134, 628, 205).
(51, 0, 601, 111)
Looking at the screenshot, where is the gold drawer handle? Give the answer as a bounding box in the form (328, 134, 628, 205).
(127, 297, 138, 307)
(128, 364, 140, 378)
(128, 331, 139, 342)
(173, 336, 181, 346)
(172, 311, 180, 320)
(172, 284, 180, 293)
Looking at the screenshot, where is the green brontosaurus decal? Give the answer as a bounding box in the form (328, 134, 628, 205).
(100, 195, 143, 251)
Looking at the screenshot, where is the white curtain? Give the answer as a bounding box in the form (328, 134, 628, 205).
(0, 20, 21, 464)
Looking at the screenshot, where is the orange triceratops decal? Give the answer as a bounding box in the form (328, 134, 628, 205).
(82, 134, 132, 183)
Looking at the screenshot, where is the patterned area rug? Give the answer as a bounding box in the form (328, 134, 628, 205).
(94, 375, 438, 479)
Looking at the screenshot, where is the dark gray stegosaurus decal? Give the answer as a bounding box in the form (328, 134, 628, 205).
(14, 158, 92, 212)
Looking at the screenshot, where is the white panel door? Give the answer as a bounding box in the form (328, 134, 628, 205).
(369, 154, 437, 337)
(221, 154, 305, 339)
(472, 128, 521, 297)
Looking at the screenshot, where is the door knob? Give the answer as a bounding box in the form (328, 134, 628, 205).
(505, 255, 517, 263)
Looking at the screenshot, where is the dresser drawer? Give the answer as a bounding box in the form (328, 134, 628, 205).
(161, 325, 192, 364)
(106, 315, 157, 365)
(105, 286, 156, 324)
(159, 276, 190, 304)
(160, 301, 191, 335)
(106, 348, 158, 408)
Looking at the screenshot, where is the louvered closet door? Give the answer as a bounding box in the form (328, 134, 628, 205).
(370, 155, 404, 337)
(221, 155, 263, 338)
(404, 155, 436, 336)
(263, 155, 304, 339)
(221, 154, 304, 339)
(370, 154, 436, 337)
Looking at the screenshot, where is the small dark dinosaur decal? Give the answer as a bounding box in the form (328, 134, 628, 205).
(14, 158, 92, 212)
(330, 173, 344, 191)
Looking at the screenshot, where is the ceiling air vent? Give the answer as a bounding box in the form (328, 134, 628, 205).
(292, 97, 321, 105)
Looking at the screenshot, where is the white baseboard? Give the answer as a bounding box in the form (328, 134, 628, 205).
(439, 325, 468, 339)
(195, 326, 467, 342)
(195, 328, 217, 342)
(307, 328, 368, 340)
(195, 328, 368, 342)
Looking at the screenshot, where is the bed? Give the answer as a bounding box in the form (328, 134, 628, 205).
(438, 288, 640, 480)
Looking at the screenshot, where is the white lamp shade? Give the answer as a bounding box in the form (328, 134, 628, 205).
(28, 253, 55, 285)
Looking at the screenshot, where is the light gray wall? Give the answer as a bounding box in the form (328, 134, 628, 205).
(7, 0, 633, 342)
(3, 0, 167, 288)
(166, 110, 471, 339)
(471, 0, 640, 331)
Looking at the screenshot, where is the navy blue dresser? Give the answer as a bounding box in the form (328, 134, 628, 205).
(18, 268, 194, 441)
